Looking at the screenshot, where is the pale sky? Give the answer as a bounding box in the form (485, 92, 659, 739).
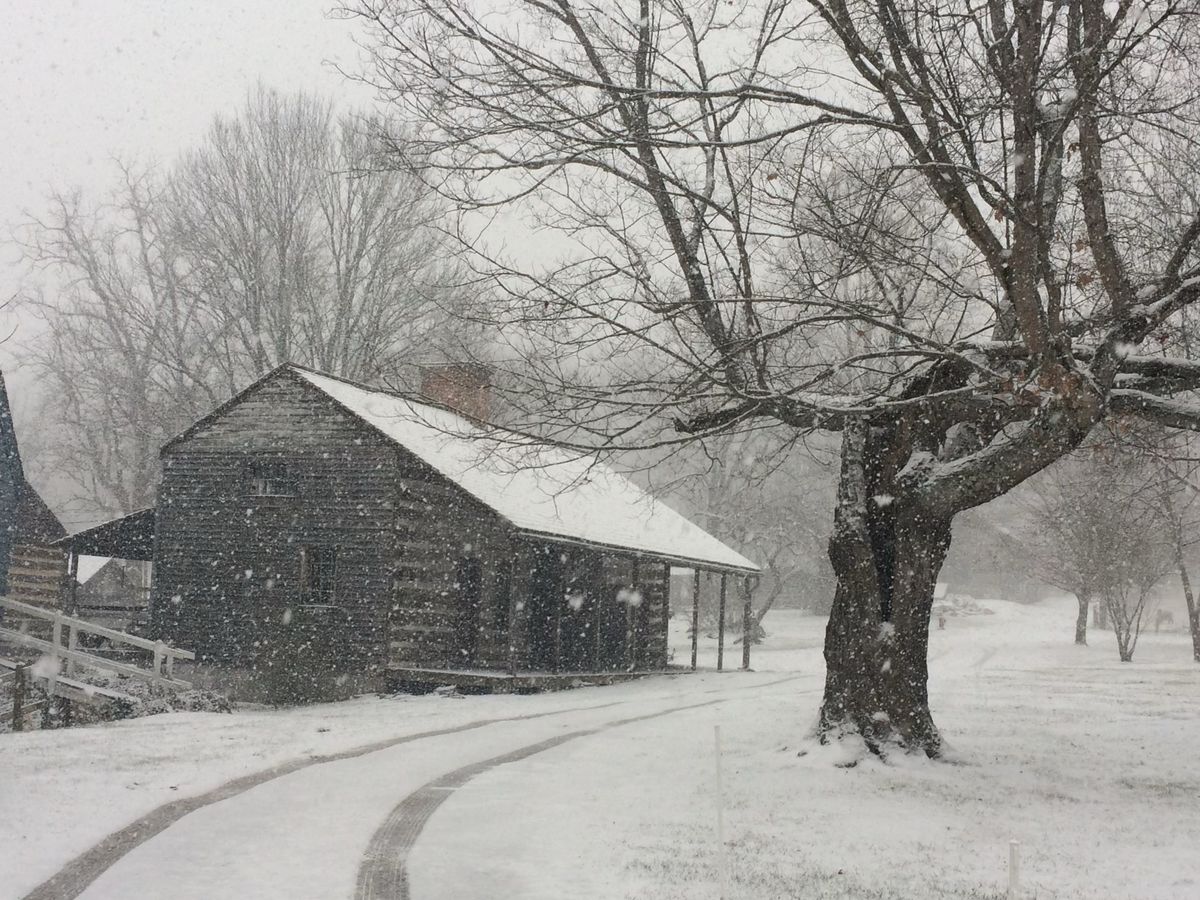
(0, 0, 376, 387)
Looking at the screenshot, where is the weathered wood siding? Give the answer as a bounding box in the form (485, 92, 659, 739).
(7, 543, 68, 610)
(386, 453, 516, 670)
(596, 553, 670, 670)
(151, 371, 403, 671)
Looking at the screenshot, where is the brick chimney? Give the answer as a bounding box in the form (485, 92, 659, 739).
(418, 363, 493, 422)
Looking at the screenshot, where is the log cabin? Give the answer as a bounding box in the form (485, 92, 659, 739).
(58, 364, 758, 694)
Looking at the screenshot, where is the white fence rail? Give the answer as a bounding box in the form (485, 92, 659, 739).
(0, 596, 195, 693)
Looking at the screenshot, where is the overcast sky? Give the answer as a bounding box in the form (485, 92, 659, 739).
(0, 0, 376, 388)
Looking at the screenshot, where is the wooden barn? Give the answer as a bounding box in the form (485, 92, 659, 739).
(0, 373, 68, 613)
(59, 364, 758, 693)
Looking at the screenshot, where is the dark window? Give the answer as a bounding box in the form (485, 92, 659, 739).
(247, 460, 296, 497)
(300, 547, 337, 604)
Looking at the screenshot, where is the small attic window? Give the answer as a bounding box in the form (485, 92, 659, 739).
(247, 460, 296, 497)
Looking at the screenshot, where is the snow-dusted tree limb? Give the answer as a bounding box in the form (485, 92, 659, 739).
(1109, 390, 1200, 433)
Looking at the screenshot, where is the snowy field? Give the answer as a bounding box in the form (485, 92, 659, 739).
(2, 594, 1198, 899)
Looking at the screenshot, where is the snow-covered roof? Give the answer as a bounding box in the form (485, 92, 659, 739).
(293, 367, 758, 573)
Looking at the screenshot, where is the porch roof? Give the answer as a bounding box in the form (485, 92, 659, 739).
(55, 508, 156, 561)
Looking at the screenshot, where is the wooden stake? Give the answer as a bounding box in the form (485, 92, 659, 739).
(1008, 840, 1020, 900)
(717, 574, 727, 671)
(714, 724, 729, 900)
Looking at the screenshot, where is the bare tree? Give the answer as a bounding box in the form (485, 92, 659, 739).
(350, 0, 1200, 757)
(21, 87, 466, 521)
(21, 165, 218, 520)
(170, 85, 467, 389)
(1142, 435, 1200, 661)
(1024, 443, 1174, 657)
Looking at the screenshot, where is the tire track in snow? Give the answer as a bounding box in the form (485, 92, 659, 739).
(355, 675, 804, 900)
(20, 699, 628, 900)
(23, 672, 800, 900)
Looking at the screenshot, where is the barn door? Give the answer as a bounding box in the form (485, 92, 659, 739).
(454, 558, 483, 666)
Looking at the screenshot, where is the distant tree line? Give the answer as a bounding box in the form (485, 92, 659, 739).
(19, 86, 474, 522)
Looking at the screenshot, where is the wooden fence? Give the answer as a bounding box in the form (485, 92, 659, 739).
(0, 596, 195, 726)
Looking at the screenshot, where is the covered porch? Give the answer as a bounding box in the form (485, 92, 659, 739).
(389, 532, 760, 692)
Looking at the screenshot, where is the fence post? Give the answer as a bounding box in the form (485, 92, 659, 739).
(66, 623, 79, 677)
(153, 640, 166, 689)
(48, 612, 63, 697)
(12, 664, 26, 732)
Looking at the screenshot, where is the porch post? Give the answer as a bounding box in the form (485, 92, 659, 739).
(741, 576, 755, 670)
(629, 557, 641, 671)
(553, 553, 564, 674)
(690, 568, 701, 671)
(717, 572, 727, 671)
(592, 553, 604, 671)
(660, 561, 670, 670)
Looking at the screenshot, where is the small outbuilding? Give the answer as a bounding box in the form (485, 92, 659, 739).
(60, 364, 759, 693)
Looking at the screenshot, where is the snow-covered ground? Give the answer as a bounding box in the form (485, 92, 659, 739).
(3, 595, 1198, 899)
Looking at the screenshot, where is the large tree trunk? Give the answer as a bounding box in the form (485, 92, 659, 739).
(1074, 591, 1090, 645)
(818, 422, 951, 758)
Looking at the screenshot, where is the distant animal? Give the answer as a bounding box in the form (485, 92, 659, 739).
(1154, 609, 1175, 633)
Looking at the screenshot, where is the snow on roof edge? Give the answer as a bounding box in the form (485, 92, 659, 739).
(289, 366, 759, 572)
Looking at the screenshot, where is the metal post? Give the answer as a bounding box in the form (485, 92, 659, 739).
(1008, 840, 1020, 900)
(717, 573, 727, 671)
(690, 568, 701, 670)
(741, 576, 755, 670)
